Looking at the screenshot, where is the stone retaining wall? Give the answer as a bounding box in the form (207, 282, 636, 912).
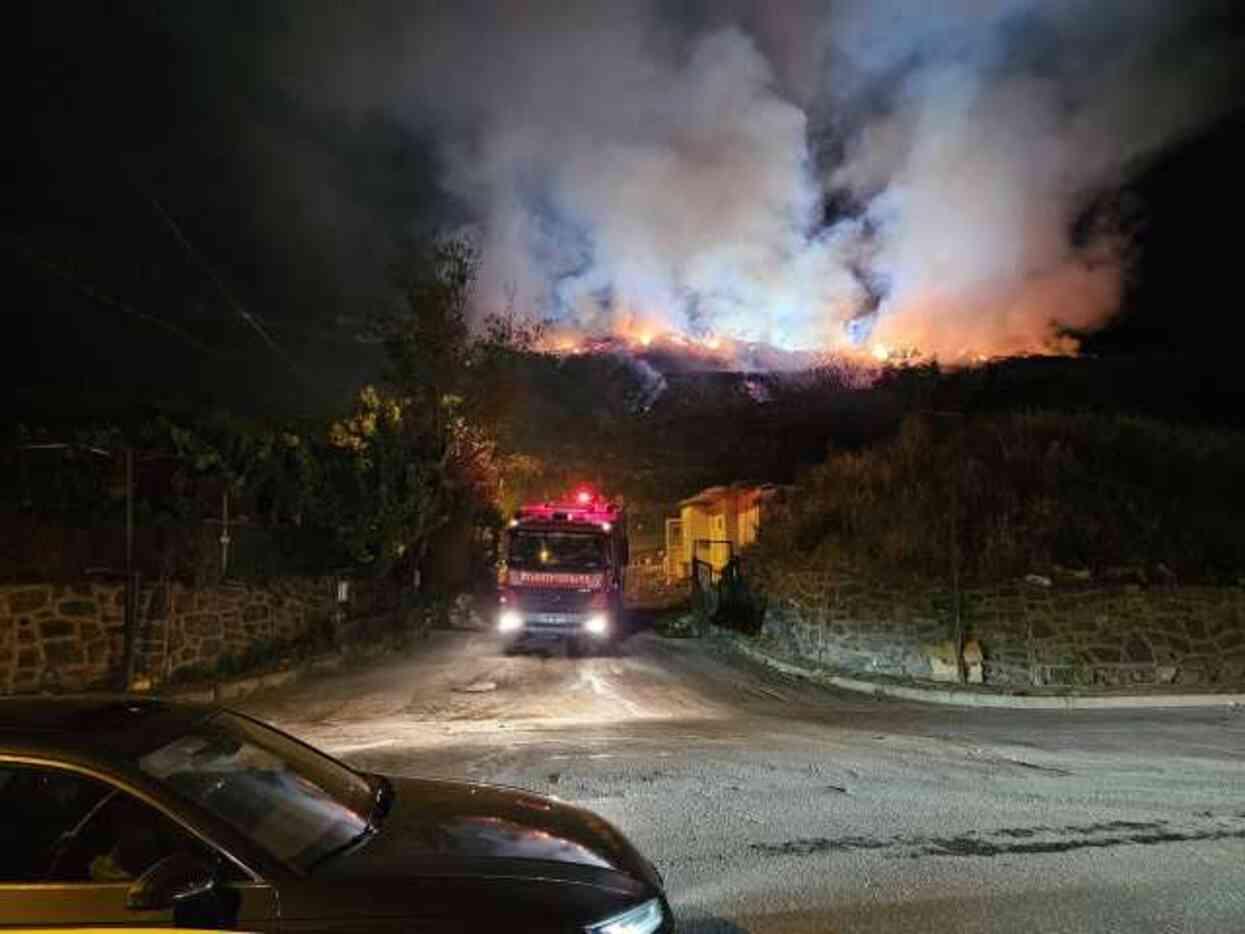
(759, 575, 1245, 689)
(1, 578, 341, 694)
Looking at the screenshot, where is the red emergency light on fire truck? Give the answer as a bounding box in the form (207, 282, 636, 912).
(497, 487, 629, 651)
(513, 487, 623, 530)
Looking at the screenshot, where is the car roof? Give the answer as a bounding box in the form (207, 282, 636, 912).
(0, 695, 219, 764)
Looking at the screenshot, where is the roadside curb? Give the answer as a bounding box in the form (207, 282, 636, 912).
(160, 652, 346, 704)
(719, 632, 1245, 710)
(156, 638, 424, 705)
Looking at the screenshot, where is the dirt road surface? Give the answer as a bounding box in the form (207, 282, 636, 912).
(239, 625, 1245, 933)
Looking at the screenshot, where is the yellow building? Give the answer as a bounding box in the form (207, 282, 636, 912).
(664, 484, 776, 582)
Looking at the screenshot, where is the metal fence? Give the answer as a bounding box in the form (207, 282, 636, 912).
(691, 554, 767, 635)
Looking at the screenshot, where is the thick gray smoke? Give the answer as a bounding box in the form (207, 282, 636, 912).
(279, 0, 1242, 359)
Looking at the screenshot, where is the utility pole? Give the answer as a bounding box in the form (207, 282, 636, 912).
(122, 446, 137, 691)
(927, 411, 967, 684)
(203, 486, 234, 580)
(220, 488, 231, 578)
(950, 443, 964, 685)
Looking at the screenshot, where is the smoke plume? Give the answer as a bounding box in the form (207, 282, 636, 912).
(279, 0, 1242, 359)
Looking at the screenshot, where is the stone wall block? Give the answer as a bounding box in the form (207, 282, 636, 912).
(182, 614, 223, 640)
(243, 604, 269, 623)
(8, 589, 49, 615)
(39, 619, 76, 640)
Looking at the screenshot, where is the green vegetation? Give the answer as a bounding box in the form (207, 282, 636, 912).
(12, 227, 1245, 597)
(164, 634, 321, 686)
(2, 235, 535, 588)
(653, 612, 699, 639)
(213, 635, 309, 678)
(752, 412, 1245, 586)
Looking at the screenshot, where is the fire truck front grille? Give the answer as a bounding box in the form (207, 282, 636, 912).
(517, 588, 596, 613)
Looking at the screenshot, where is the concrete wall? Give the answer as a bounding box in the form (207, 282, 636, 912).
(758, 573, 1245, 689)
(1, 578, 342, 694)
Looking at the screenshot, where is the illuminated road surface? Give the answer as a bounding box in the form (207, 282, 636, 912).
(240, 627, 1245, 933)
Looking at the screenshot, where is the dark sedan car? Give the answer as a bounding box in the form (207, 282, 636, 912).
(0, 697, 672, 932)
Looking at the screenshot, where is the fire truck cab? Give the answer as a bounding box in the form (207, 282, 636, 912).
(497, 489, 628, 652)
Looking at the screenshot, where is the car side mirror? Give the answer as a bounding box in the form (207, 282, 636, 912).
(126, 851, 217, 912)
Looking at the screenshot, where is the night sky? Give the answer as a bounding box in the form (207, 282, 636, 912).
(7, 2, 1245, 421)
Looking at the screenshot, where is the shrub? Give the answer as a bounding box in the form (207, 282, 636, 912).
(752, 412, 1245, 586)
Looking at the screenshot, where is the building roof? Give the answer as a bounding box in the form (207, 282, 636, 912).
(678, 482, 778, 509)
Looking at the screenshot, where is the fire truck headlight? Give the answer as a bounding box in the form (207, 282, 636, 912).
(498, 610, 523, 633)
(584, 614, 610, 637)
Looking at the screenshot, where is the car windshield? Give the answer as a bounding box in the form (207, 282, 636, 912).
(508, 530, 608, 571)
(138, 711, 374, 871)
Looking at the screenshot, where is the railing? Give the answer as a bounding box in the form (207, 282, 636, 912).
(690, 556, 720, 625)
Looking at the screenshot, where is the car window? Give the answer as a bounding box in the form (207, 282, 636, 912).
(48, 789, 216, 884)
(139, 712, 371, 871)
(0, 765, 110, 882)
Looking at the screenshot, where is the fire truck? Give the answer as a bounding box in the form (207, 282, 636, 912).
(497, 487, 629, 651)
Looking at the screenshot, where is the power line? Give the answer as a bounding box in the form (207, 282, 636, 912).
(137, 184, 308, 383)
(5, 236, 224, 358)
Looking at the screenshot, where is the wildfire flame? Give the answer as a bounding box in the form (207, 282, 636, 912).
(538, 315, 1018, 372)
(544, 327, 734, 358)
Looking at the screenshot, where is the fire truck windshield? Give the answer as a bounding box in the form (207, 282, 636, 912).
(508, 530, 608, 571)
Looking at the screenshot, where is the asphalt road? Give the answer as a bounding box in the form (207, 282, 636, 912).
(239, 624, 1245, 933)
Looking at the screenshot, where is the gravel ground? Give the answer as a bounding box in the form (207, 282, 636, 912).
(239, 625, 1245, 933)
